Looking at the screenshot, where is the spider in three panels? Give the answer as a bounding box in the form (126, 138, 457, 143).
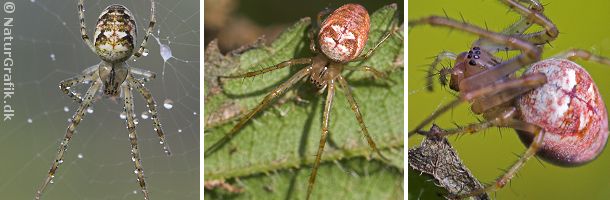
(205, 3, 401, 199)
(35, 0, 170, 199)
(409, 0, 610, 198)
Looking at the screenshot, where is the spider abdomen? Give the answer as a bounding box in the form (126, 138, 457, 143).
(94, 4, 136, 63)
(318, 4, 369, 62)
(517, 58, 608, 166)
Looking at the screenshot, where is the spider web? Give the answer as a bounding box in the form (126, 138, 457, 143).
(0, 0, 199, 199)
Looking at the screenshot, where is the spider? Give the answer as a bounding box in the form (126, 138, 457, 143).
(35, 1, 170, 199)
(409, 0, 610, 198)
(205, 3, 398, 200)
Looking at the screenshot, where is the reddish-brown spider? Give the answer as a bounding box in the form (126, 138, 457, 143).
(409, 0, 609, 198)
(205, 3, 398, 199)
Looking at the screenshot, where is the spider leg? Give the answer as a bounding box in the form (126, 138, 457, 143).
(418, 107, 518, 137)
(409, 73, 547, 137)
(424, 51, 457, 91)
(205, 67, 312, 157)
(353, 11, 400, 62)
(131, 0, 156, 60)
(221, 58, 312, 79)
(499, 0, 558, 45)
(456, 119, 544, 199)
(59, 64, 99, 103)
(344, 65, 387, 79)
(553, 49, 610, 65)
(122, 82, 150, 200)
(129, 75, 171, 155)
(409, 15, 541, 92)
(308, 7, 332, 53)
(336, 75, 388, 160)
(476, 0, 555, 51)
(35, 80, 101, 200)
(470, 73, 546, 113)
(306, 79, 335, 200)
(130, 68, 157, 83)
(77, 0, 97, 53)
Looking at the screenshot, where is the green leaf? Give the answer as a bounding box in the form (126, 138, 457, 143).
(204, 4, 404, 199)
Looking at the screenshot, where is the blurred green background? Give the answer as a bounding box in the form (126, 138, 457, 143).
(0, 0, 199, 199)
(409, 0, 610, 199)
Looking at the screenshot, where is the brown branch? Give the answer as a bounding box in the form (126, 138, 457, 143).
(408, 124, 489, 200)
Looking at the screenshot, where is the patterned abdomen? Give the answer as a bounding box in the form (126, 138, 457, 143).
(94, 4, 136, 63)
(517, 59, 608, 166)
(318, 4, 370, 62)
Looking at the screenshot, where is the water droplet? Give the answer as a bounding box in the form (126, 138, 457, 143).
(50, 180, 54, 184)
(77, 153, 84, 159)
(30, 0, 35, 3)
(63, 106, 70, 112)
(193, 112, 197, 116)
(86, 107, 94, 113)
(133, 190, 138, 194)
(62, 22, 66, 26)
(134, 169, 139, 174)
(142, 49, 149, 56)
(58, 159, 64, 164)
(178, 129, 182, 133)
(154, 36, 173, 62)
(163, 99, 174, 110)
(120, 112, 127, 119)
(131, 157, 136, 162)
(27, 118, 33, 123)
(141, 112, 149, 119)
(50, 54, 56, 61)
(134, 118, 139, 125)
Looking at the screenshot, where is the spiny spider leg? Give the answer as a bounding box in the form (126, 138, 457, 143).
(77, 0, 96, 53)
(344, 65, 387, 79)
(129, 75, 171, 155)
(220, 58, 312, 79)
(59, 64, 99, 103)
(470, 73, 546, 113)
(205, 67, 312, 157)
(131, 0, 156, 60)
(121, 83, 150, 200)
(475, 0, 551, 51)
(35, 80, 102, 200)
(417, 111, 545, 199)
(409, 16, 541, 92)
(457, 119, 544, 198)
(554, 49, 610, 65)
(354, 13, 400, 61)
(408, 73, 547, 136)
(426, 51, 457, 91)
(337, 75, 388, 160)
(499, 0, 558, 45)
(306, 79, 335, 200)
(418, 107, 518, 137)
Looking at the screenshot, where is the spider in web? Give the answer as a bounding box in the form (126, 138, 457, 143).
(35, 1, 170, 199)
(409, 0, 610, 198)
(205, 3, 399, 199)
